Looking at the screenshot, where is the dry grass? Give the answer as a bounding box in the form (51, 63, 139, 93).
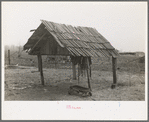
(4, 67, 145, 101)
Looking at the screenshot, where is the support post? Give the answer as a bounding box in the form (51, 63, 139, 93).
(37, 54, 41, 71)
(38, 53, 44, 85)
(87, 68, 91, 90)
(78, 63, 80, 84)
(72, 62, 76, 80)
(111, 56, 117, 89)
(87, 57, 91, 90)
(90, 66, 91, 77)
(8, 50, 10, 65)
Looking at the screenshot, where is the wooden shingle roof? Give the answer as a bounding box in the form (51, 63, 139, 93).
(24, 20, 119, 57)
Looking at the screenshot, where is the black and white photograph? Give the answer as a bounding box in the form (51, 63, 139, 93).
(2, 1, 147, 120)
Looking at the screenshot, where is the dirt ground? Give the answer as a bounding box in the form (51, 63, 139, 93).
(4, 66, 145, 101)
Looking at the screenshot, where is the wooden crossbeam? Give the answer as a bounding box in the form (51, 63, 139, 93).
(29, 32, 47, 54)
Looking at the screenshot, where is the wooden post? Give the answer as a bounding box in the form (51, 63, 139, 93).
(87, 58, 91, 90)
(37, 54, 41, 71)
(8, 50, 10, 65)
(111, 56, 117, 89)
(90, 66, 91, 77)
(38, 53, 44, 85)
(72, 62, 76, 80)
(87, 68, 91, 90)
(78, 63, 80, 84)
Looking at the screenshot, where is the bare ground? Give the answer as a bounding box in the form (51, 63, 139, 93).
(4, 67, 145, 101)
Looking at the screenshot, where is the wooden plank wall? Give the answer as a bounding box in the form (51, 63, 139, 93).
(40, 36, 70, 56)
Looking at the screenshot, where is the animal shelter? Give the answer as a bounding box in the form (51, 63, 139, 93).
(23, 20, 119, 96)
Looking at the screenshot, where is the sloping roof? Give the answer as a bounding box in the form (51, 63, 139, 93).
(24, 20, 119, 57)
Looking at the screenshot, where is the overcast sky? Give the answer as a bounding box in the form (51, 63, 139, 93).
(2, 2, 147, 52)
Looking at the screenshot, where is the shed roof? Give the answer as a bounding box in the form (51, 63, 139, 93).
(24, 20, 119, 57)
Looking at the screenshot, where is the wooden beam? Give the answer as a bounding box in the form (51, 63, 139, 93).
(37, 54, 41, 71)
(111, 56, 117, 89)
(87, 57, 91, 90)
(78, 63, 80, 84)
(90, 66, 92, 77)
(38, 53, 44, 85)
(72, 62, 76, 80)
(29, 32, 47, 54)
(49, 32, 64, 48)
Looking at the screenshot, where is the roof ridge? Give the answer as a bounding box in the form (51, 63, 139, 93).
(41, 19, 95, 29)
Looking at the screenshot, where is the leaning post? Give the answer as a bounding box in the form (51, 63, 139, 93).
(111, 56, 117, 89)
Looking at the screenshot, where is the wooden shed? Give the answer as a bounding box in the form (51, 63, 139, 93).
(24, 20, 119, 89)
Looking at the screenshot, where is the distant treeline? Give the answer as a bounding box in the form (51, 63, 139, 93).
(5, 45, 23, 52)
(119, 52, 136, 55)
(119, 52, 145, 57)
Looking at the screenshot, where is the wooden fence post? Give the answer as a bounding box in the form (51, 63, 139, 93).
(111, 56, 117, 89)
(72, 62, 76, 80)
(38, 53, 44, 85)
(8, 50, 10, 65)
